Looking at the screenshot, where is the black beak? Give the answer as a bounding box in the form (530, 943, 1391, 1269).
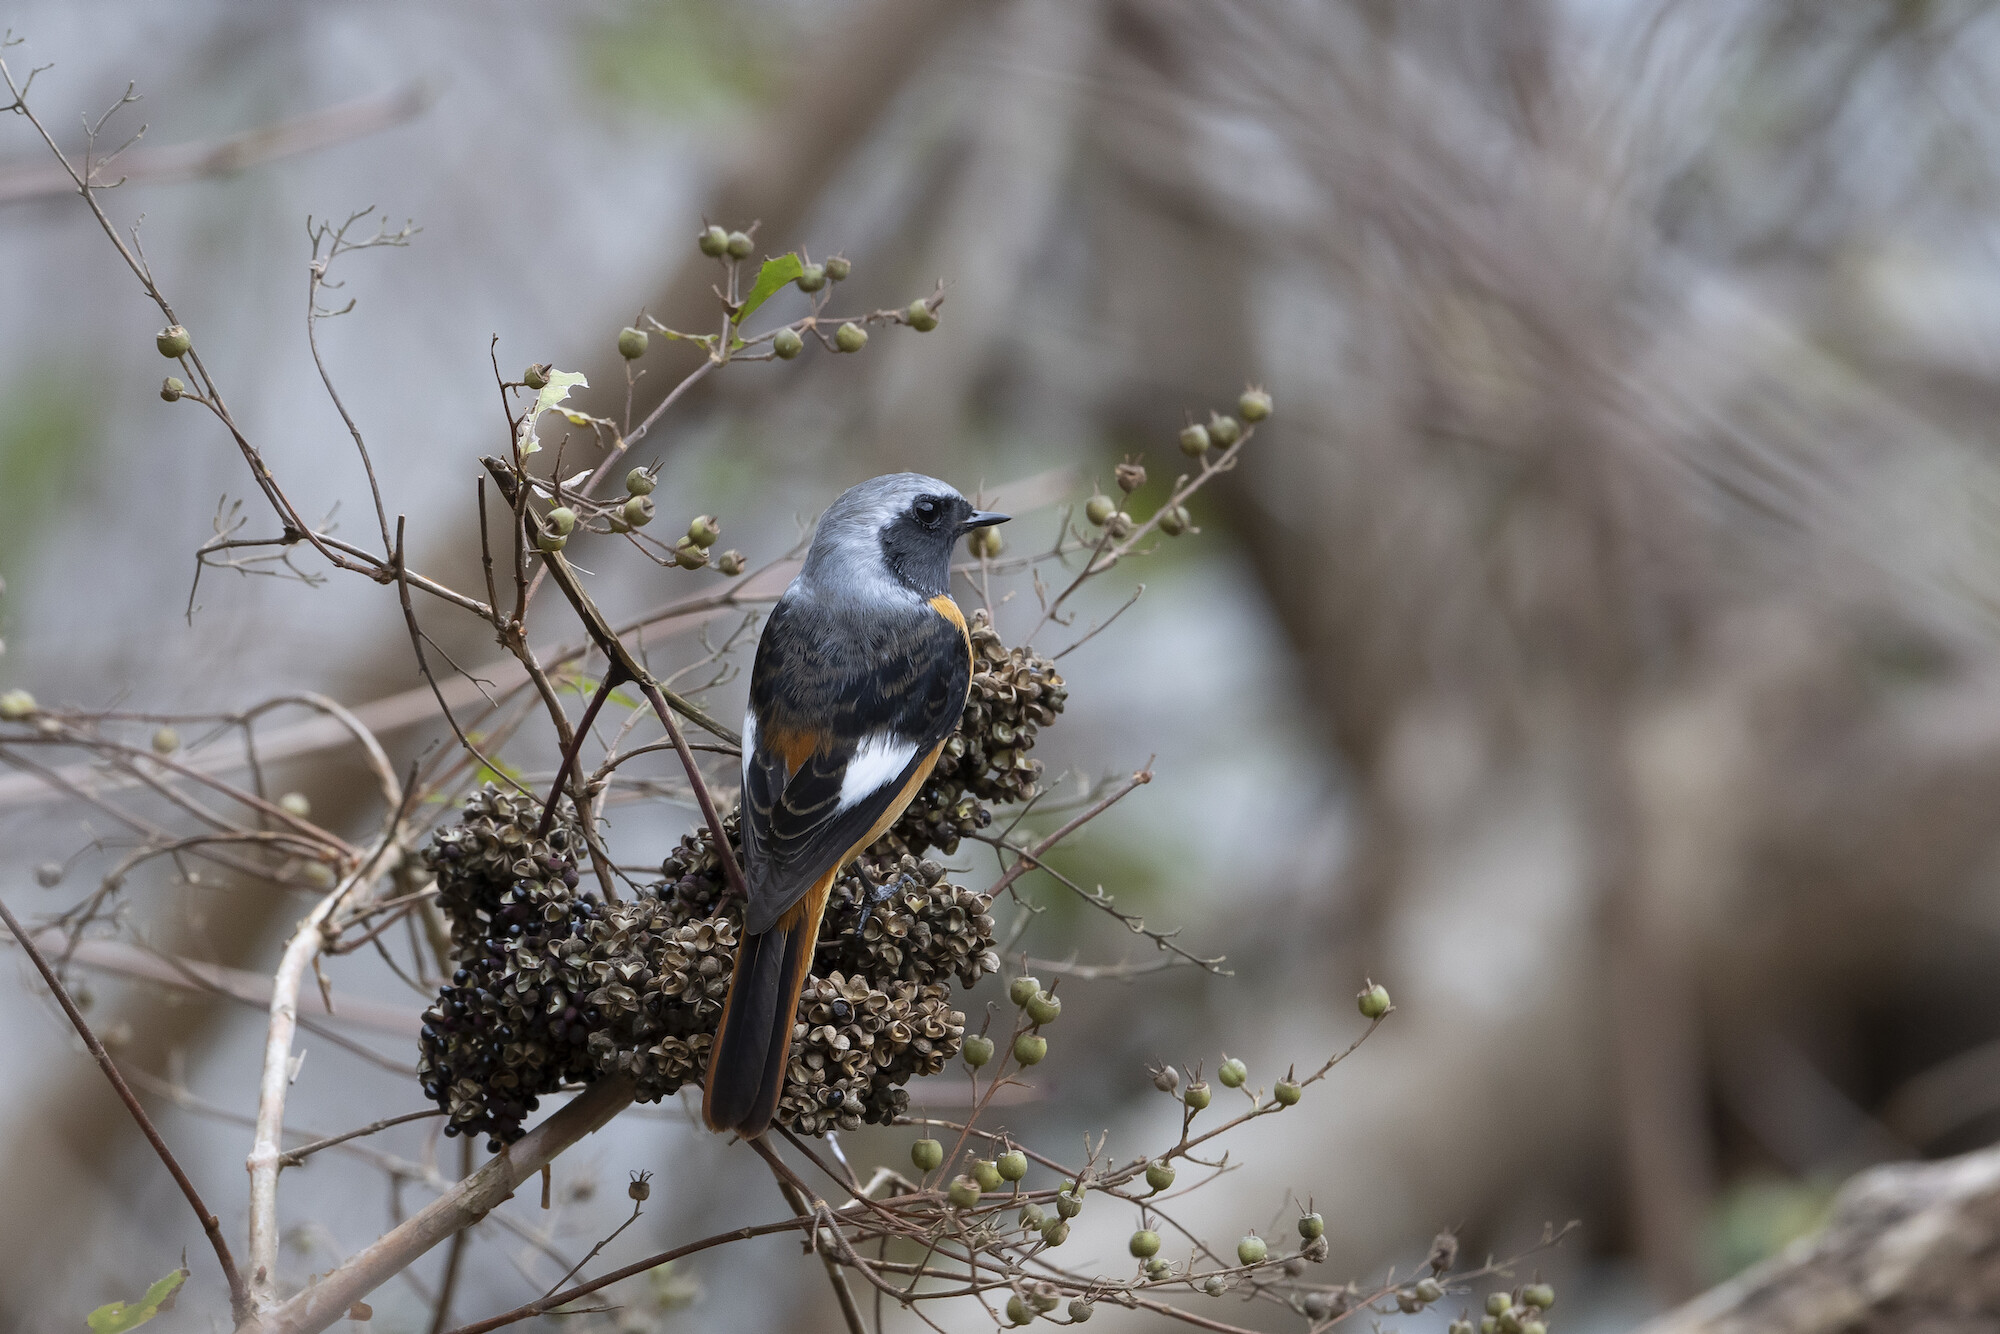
(960, 510, 1010, 532)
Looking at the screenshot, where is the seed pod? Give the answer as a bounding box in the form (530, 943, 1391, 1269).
(1157, 505, 1191, 537)
(1130, 1229, 1162, 1258)
(1498, 1311, 1524, 1334)
(547, 506, 578, 536)
(1521, 1323, 1546, 1334)
(795, 264, 827, 293)
(1398, 1291, 1423, 1313)
(1358, 982, 1392, 1019)
(617, 327, 648, 359)
(1298, 1212, 1325, 1240)
(156, 325, 191, 358)
(906, 300, 939, 332)
(628, 1172, 651, 1201)
(1183, 1080, 1211, 1110)
(1236, 1235, 1268, 1266)
(347, 1304, 372, 1322)
(1218, 1056, 1247, 1088)
(1144, 1257, 1170, 1279)
(1104, 512, 1134, 539)
(1083, 494, 1116, 526)
(773, 328, 804, 359)
(1203, 1276, 1227, 1297)
(1238, 388, 1273, 422)
(1145, 1159, 1175, 1192)
(1152, 1064, 1180, 1094)
(687, 515, 721, 548)
(716, 550, 746, 576)
(1486, 1294, 1513, 1316)
(672, 538, 709, 570)
(911, 1138, 944, 1172)
(1115, 460, 1146, 493)
(1040, 1217, 1069, 1246)
(1054, 1188, 1082, 1219)
(35, 862, 62, 888)
(1005, 1294, 1033, 1325)
(997, 1150, 1028, 1181)
(538, 529, 568, 553)
(1274, 1078, 1303, 1106)
(1415, 1278, 1444, 1304)
(160, 377, 185, 402)
(725, 230, 753, 259)
(1013, 1033, 1047, 1065)
(1430, 1230, 1461, 1273)
(1451, 1322, 1476, 1334)
(1031, 1284, 1060, 1313)
(1207, 413, 1242, 446)
(1067, 1299, 1092, 1321)
(834, 322, 868, 353)
(1178, 423, 1210, 457)
(963, 1034, 995, 1067)
(698, 225, 730, 257)
(947, 1175, 981, 1209)
(972, 1158, 1003, 1192)
(1009, 975, 1042, 1007)
(1481, 1318, 1499, 1334)
(279, 792, 312, 819)
(825, 256, 852, 281)
(1019, 1202, 1045, 1230)
(622, 495, 655, 528)
(152, 726, 180, 755)
(524, 364, 552, 389)
(1025, 990, 1061, 1025)
(1522, 1284, 1555, 1309)
(625, 467, 657, 496)
(2, 689, 47, 721)
(969, 526, 1003, 559)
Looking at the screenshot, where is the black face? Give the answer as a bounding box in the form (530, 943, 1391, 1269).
(880, 493, 1008, 595)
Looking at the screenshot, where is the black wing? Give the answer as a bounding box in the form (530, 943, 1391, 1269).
(739, 595, 969, 934)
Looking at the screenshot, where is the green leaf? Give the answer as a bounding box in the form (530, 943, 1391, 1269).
(87, 1268, 188, 1333)
(476, 754, 526, 788)
(517, 369, 589, 456)
(736, 253, 803, 324)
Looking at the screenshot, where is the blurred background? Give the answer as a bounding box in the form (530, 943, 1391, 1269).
(8, 0, 2000, 1329)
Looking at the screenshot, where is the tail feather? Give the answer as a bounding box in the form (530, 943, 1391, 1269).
(703, 884, 828, 1136)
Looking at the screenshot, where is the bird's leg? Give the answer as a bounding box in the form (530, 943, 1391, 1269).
(849, 859, 905, 939)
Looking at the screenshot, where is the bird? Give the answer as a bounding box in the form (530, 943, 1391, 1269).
(702, 473, 1009, 1137)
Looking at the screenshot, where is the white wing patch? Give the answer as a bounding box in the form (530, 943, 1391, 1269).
(838, 733, 919, 811)
(741, 711, 757, 786)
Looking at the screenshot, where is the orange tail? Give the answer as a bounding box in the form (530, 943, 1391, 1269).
(702, 874, 833, 1137)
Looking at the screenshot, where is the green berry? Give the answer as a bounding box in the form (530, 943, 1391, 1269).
(1054, 1188, 1082, 1219)
(1481, 1319, 1499, 1334)
(278, 792, 311, 819)
(824, 255, 851, 281)
(968, 526, 1003, 559)
(1157, 504, 1190, 536)
(1183, 1080, 1211, 1110)
(973, 1158, 1003, 1192)
(1031, 1287, 1060, 1314)
(1238, 388, 1272, 422)
(1358, 982, 1392, 1019)
(907, 300, 939, 332)
(1486, 1294, 1513, 1317)
(1144, 1159, 1175, 1192)
(1084, 494, 1115, 526)
(1298, 1212, 1324, 1240)
(1178, 423, 1210, 457)
(1451, 1322, 1476, 1334)
(617, 326, 648, 359)
(1144, 1257, 1170, 1280)
(523, 364, 551, 389)
(716, 550, 746, 576)
(1019, 1202, 1045, 1230)
(687, 515, 720, 548)
(911, 1138, 943, 1172)
(160, 376, 185, 402)
(1067, 1299, 1092, 1322)
(997, 1150, 1028, 1182)
(1005, 1294, 1033, 1325)
(1499, 1311, 1524, 1334)
(1415, 1278, 1444, 1304)
(1025, 990, 1061, 1025)
(1203, 1276, 1227, 1297)
(725, 230, 753, 259)
(672, 538, 708, 570)
(1039, 1218, 1069, 1246)
(1217, 1056, 1247, 1088)
(625, 467, 656, 496)
(795, 264, 826, 293)
(1008, 975, 1042, 1007)
(156, 325, 190, 358)
(622, 495, 655, 528)
(1523, 1285, 1554, 1309)
(0, 688, 36, 721)
(537, 529, 568, 553)
(834, 321, 868, 353)
(1129, 1229, 1161, 1258)
(547, 506, 577, 536)
(1207, 413, 1242, 446)
(1273, 1078, 1302, 1106)
(1236, 1235, 1267, 1266)
(1521, 1323, 1546, 1334)
(698, 225, 729, 257)
(773, 328, 803, 359)
(963, 1034, 994, 1067)
(151, 726, 180, 755)
(35, 862, 62, 888)
(1014, 1033, 1047, 1065)
(1105, 511, 1134, 539)
(947, 1175, 981, 1209)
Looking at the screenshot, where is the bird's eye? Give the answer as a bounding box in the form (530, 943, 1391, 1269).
(911, 497, 942, 528)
